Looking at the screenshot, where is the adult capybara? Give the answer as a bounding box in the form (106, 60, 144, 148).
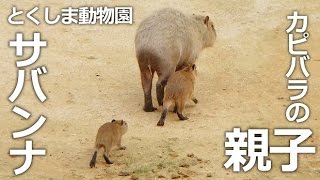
(135, 8, 216, 112)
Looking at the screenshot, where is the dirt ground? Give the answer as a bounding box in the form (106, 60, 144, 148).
(0, 0, 320, 179)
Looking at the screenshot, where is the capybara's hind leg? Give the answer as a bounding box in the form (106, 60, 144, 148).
(103, 154, 113, 164)
(156, 73, 171, 106)
(157, 108, 168, 126)
(177, 111, 188, 120)
(103, 147, 113, 164)
(173, 104, 177, 113)
(176, 100, 188, 120)
(156, 83, 164, 106)
(139, 62, 157, 112)
(89, 151, 97, 168)
(158, 100, 173, 126)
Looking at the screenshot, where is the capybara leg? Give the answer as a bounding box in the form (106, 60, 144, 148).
(173, 104, 177, 113)
(156, 83, 164, 106)
(103, 154, 113, 164)
(89, 151, 97, 168)
(139, 64, 157, 112)
(177, 112, 188, 120)
(176, 100, 188, 120)
(117, 139, 126, 150)
(156, 74, 170, 106)
(157, 108, 168, 126)
(103, 146, 113, 164)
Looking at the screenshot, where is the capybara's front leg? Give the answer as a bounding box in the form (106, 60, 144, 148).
(117, 139, 126, 150)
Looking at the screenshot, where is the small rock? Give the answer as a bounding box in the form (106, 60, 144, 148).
(187, 153, 194, 158)
(169, 152, 179, 157)
(168, 137, 178, 141)
(131, 137, 142, 141)
(179, 162, 190, 168)
(118, 171, 131, 176)
(116, 154, 124, 157)
(197, 158, 202, 162)
(94, 175, 103, 179)
(131, 175, 139, 180)
(178, 170, 189, 178)
(171, 174, 180, 179)
(157, 163, 165, 169)
(158, 174, 165, 178)
(87, 56, 97, 59)
(207, 173, 212, 177)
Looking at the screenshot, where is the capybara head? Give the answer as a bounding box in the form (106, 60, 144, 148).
(111, 119, 128, 135)
(183, 64, 198, 77)
(194, 15, 216, 48)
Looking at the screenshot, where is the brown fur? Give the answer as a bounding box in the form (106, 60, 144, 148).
(157, 64, 198, 126)
(135, 8, 216, 112)
(89, 120, 128, 168)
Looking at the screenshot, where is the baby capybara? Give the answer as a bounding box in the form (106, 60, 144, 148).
(89, 120, 128, 168)
(157, 64, 198, 126)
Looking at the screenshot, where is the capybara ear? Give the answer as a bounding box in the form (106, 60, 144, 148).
(121, 120, 124, 125)
(112, 119, 116, 122)
(192, 64, 196, 70)
(204, 16, 209, 25)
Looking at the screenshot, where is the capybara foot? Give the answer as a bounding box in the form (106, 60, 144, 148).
(177, 113, 188, 120)
(103, 155, 113, 164)
(90, 161, 95, 168)
(143, 105, 157, 112)
(89, 151, 97, 168)
(192, 98, 198, 104)
(157, 120, 165, 126)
